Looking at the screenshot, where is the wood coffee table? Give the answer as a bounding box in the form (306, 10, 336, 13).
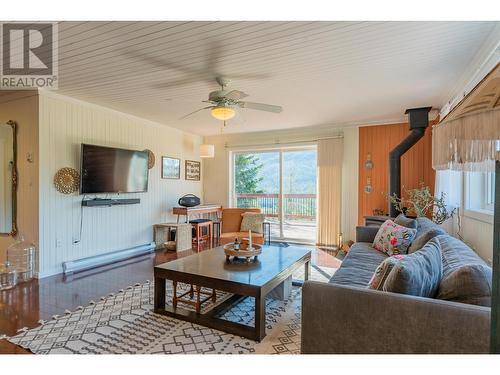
(154, 245, 311, 341)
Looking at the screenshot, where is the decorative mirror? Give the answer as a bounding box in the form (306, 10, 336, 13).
(0, 120, 17, 236)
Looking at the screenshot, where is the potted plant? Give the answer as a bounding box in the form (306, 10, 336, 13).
(388, 183, 456, 225)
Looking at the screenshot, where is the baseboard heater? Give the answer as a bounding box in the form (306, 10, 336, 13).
(62, 242, 155, 275)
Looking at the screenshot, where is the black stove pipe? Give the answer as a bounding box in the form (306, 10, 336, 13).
(388, 107, 432, 217)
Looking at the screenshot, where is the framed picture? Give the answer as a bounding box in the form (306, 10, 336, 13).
(162, 157, 181, 179)
(185, 160, 201, 181)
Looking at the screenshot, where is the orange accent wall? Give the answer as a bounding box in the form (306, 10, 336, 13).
(358, 121, 436, 224)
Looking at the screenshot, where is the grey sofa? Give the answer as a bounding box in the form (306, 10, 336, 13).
(301, 217, 492, 354)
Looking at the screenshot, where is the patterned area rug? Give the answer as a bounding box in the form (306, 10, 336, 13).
(4, 266, 336, 354)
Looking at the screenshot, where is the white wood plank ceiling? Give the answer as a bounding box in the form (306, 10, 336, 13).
(43, 21, 499, 134)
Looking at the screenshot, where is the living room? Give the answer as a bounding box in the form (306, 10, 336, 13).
(1, 1, 500, 373)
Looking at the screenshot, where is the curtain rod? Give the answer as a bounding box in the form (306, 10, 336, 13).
(224, 134, 343, 149)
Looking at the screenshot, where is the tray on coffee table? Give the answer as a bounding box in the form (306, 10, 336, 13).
(223, 243, 262, 261)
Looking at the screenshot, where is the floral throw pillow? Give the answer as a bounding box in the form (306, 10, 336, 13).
(372, 220, 417, 256)
(368, 254, 406, 290)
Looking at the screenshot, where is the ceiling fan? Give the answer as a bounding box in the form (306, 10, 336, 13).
(122, 43, 282, 127)
(181, 77, 283, 127)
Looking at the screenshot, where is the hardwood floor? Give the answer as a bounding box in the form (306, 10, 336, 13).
(0, 244, 342, 354)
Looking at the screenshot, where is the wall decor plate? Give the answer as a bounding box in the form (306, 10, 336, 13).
(144, 149, 155, 169)
(364, 152, 374, 169)
(54, 167, 80, 194)
(185, 160, 200, 181)
(162, 157, 180, 179)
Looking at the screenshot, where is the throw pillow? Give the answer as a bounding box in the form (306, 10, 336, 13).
(240, 212, 266, 233)
(408, 227, 447, 254)
(372, 220, 417, 256)
(383, 237, 443, 298)
(436, 264, 492, 306)
(367, 254, 406, 290)
(394, 214, 418, 230)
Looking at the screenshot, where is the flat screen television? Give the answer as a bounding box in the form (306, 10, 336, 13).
(80, 144, 149, 194)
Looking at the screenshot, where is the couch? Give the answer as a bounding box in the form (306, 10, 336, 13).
(301, 217, 492, 353)
(219, 208, 265, 245)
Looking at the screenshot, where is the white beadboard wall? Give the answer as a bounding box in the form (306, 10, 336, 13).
(38, 92, 203, 277)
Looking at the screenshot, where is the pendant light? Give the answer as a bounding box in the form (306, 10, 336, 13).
(199, 144, 215, 158)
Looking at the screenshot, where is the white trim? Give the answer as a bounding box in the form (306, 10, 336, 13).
(227, 143, 318, 153)
(212, 117, 405, 142)
(440, 23, 500, 119)
(463, 208, 494, 225)
(462, 171, 494, 224)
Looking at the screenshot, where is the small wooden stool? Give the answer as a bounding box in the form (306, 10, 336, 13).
(172, 281, 216, 313)
(189, 219, 213, 250)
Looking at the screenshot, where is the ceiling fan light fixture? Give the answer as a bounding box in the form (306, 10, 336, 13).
(211, 106, 235, 121)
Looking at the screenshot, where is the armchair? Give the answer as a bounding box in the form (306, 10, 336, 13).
(219, 208, 267, 245)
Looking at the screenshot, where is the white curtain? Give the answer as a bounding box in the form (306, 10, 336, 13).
(317, 138, 343, 246)
(435, 169, 462, 234)
(435, 170, 462, 207)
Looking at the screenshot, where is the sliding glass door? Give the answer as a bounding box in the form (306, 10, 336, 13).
(282, 149, 317, 241)
(232, 146, 317, 244)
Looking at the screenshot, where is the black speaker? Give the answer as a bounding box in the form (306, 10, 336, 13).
(178, 194, 200, 207)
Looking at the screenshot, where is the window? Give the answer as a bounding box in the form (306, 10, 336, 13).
(230, 146, 318, 244)
(464, 171, 495, 214)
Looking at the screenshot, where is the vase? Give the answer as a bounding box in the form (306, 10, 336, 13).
(0, 262, 18, 290)
(7, 236, 36, 283)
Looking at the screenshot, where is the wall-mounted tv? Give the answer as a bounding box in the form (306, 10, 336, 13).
(80, 144, 149, 194)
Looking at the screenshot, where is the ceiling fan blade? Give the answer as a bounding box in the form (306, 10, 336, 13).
(180, 106, 213, 120)
(238, 101, 283, 113)
(122, 50, 201, 76)
(207, 40, 223, 76)
(223, 90, 249, 100)
(228, 73, 272, 80)
(152, 77, 203, 89)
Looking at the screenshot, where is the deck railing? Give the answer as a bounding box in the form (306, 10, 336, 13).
(236, 193, 316, 220)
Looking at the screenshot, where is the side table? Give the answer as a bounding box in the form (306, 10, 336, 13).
(153, 223, 192, 251)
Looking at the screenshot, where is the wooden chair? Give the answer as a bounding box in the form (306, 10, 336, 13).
(171, 220, 215, 312)
(172, 281, 216, 314)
